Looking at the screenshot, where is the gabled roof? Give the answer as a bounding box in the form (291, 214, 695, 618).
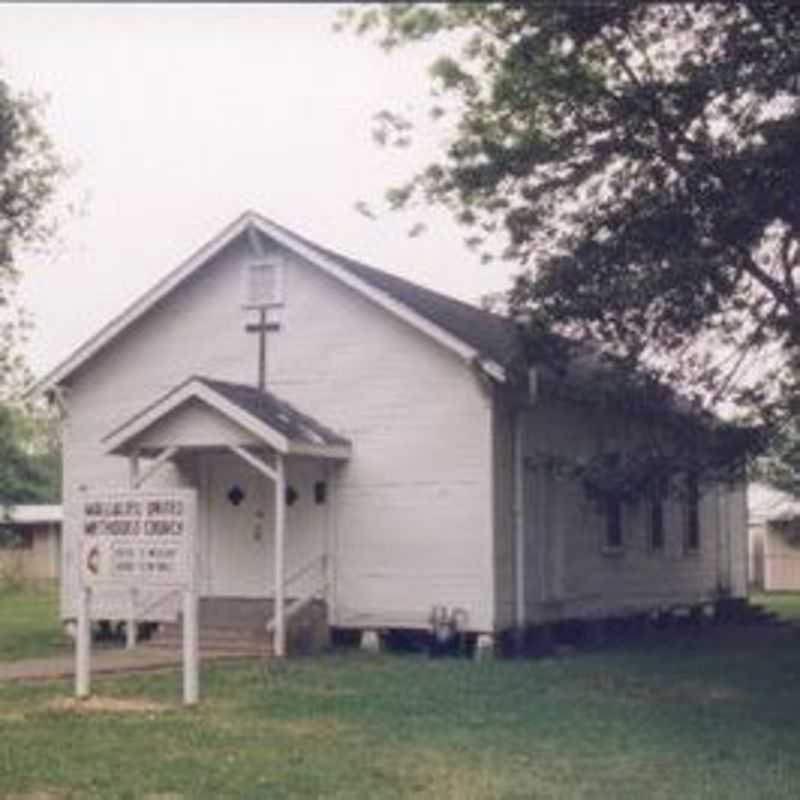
(197, 377, 350, 450)
(33, 211, 520, 392)
(261, 218, 521, 369)
(103, 375, 351, 460)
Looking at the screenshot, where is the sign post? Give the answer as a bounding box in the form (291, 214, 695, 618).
(77, 489, 198, 704)
(182, 588, 199, 704)
(75, 585, 91, 699)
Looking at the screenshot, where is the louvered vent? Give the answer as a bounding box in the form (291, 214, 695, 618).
(243, 259, 283, 308)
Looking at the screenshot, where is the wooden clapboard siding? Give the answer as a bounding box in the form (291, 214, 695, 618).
(60, 233, 495, 630)
(762, 522, 800, 591)
(514, 395, 748, 623)
(58, 216, 750, 635)
(0, 524, 60, 583)
(271, 248, 494, 631)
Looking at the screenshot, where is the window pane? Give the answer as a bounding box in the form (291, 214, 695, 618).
(606, 497, 622, 548)
(650, 498, 664, 551)
(686, 474, 700, 551)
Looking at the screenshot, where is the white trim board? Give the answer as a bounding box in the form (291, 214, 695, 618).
(31, 211, 506, 393)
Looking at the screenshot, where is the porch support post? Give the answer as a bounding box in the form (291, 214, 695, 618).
(274, 453, 286, 658)
(128, 450, 140, 489)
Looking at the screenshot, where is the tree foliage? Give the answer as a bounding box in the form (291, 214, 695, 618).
(0, 73, 60, 394)
(0, 72, 62, 505)
(0, 403, 60, 505)
(347, 3, 800, 420)
(344, 1, 800, 495)
(0, 77, 60, 275)
(752, 411, 800, 496)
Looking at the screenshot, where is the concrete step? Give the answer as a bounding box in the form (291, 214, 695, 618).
(198, 597, 273, 628)
(147, 623, 269, 649)
(144, 597, 330, 657)
(154, 623, 268, 641)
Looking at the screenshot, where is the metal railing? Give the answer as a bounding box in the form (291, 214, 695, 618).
(265, 553, 328, 634)
(134, 587, 182, 620)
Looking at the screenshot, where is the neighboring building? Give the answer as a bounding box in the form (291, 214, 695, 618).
(748, 482, 800, 591)
(33, 212, 748, 647)
(0, 504, 62, 583)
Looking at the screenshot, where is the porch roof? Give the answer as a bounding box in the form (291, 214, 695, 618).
(103, 375, 352, 459)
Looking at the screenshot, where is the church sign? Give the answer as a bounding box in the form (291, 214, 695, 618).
(75, 489, 199, 705)
(80, 492, 195, 587)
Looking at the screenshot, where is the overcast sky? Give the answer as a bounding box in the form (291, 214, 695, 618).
(0, 3, 517, 379)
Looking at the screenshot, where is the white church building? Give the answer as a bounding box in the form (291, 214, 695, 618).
(35, 211, 749, 653)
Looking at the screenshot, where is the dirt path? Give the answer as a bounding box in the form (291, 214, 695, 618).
(0, 646, 259, 683)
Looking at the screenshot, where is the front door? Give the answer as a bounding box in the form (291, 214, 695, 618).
(207, 451, 275, 597)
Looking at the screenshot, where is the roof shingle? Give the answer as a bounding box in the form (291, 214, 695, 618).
(196, 377, 350, 449)
(262, 219, 523, 369)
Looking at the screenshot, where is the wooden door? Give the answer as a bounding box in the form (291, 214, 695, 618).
(207, 451, 274, 597)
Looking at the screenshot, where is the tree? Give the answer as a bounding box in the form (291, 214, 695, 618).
(346, 3, 800, 430)
(0, 72, 62, 505)
(0, 76, 60, 269)
(0, 402, 60, 505)
(0, 73, 61, 382)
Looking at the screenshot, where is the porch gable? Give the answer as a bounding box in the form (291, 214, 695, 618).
(103, 375, 352, 460)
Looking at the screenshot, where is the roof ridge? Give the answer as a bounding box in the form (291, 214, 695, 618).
(33, 211, 521, 392)
(197, 376, 350, 446)
(259, 215, 512, 325)
(252, 215, 521, 368)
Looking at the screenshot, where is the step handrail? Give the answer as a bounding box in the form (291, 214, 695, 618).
(264, 553, 329, 634)
(132, 587, 182, 620)
(282, 553, 327, 593)
(265, 582, 329, 634)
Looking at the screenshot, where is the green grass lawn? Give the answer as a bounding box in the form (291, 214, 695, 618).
(1, 619, 800, 799)
(0, 582, 69, 661)
(752, 591, 800, 621)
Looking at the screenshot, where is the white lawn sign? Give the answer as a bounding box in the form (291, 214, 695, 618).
(76, 489, 199, 704)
